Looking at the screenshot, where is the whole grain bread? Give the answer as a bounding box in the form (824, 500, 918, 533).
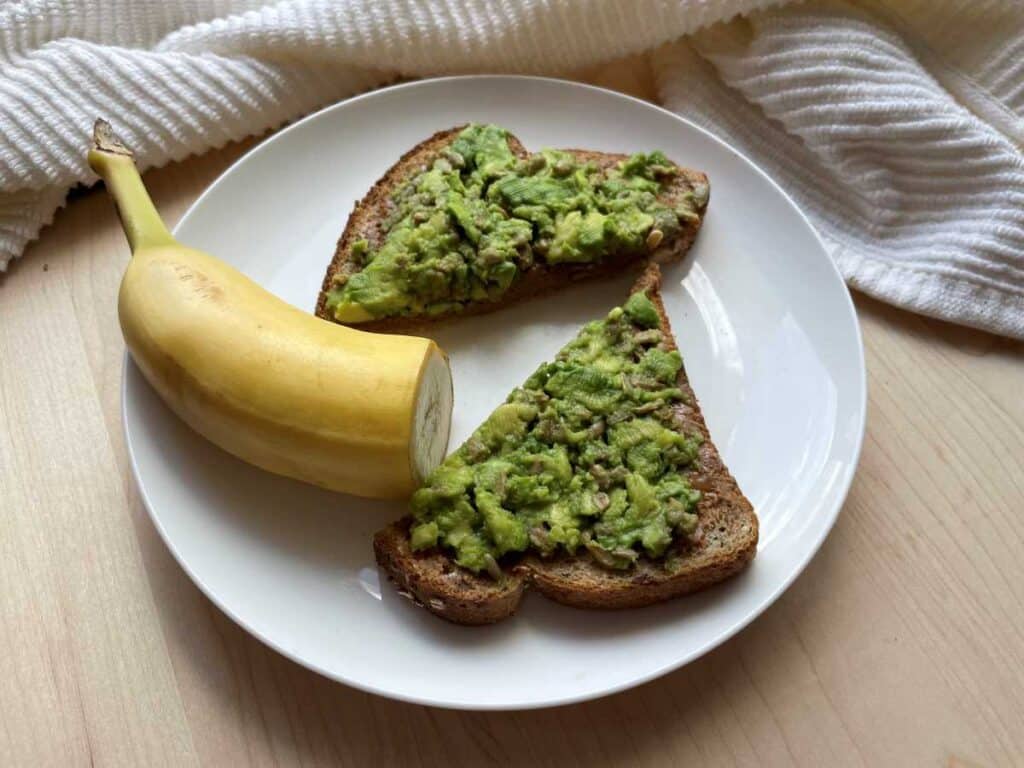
(374, 264, 758, 625)
(315, 127, 709, 331)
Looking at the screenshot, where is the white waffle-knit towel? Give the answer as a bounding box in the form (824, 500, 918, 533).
(2, 0, 1021, 338)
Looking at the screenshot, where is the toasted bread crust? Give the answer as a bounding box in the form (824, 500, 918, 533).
(374, 518, 526, 625)
(315, 127, 709, 332)
(374, 265, 758, 625)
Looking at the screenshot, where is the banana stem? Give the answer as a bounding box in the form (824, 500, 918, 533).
(88, 119, 175, 252)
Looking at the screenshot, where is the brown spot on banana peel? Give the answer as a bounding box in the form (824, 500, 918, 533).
(168, 261, 225, 303)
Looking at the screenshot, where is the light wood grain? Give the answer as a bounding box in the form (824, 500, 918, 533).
(1, 71, 1022, 767)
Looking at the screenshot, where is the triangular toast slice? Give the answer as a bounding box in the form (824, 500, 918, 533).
(316, 125, 709, 331)
(374, 264, 757, 624)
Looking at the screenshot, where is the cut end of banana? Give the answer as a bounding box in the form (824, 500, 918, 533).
(410, 346, 454, 487)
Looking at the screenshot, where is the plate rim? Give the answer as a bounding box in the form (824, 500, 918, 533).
(122, 74, 867, 710)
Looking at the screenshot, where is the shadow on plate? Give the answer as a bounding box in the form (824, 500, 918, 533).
(129, 362, 401, 576)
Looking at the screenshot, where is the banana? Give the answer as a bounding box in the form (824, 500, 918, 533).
(89, 119, 452, 499)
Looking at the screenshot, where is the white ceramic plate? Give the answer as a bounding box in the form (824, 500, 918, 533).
(124, 76, 866, 710)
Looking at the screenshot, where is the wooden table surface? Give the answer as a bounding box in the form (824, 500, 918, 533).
(2, 71, 1023, 767)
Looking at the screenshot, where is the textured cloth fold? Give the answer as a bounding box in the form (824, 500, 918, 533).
(1, 0, 1021, 338)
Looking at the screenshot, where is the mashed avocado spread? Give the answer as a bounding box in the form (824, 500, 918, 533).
(326, 124, 705, 321)
(409, 289, 704, 577)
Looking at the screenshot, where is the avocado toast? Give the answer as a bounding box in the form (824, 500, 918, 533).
(316, 124, 709, 330)
(375, 264, 758, 624)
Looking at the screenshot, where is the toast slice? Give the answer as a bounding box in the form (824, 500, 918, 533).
(315, 126, 709, 331)
(374, 264, 757, 625)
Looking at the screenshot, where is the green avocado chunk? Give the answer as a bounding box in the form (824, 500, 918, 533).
(326, 124, 692, 321)
(408, 289, 704, 576)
